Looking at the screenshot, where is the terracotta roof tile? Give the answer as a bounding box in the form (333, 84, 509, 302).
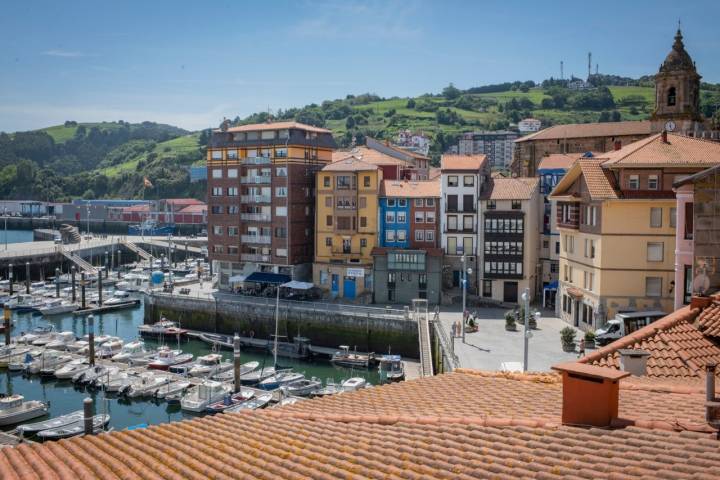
(482, 177, 539, 200)
(224, 121, 331, 134)
(578, 158, 620, 199)
(321, 157, 379, 172)
(441, 154, 487, 171)
(380, 179, 440, 198)
(600, 133, 720, 167)
(538, 153, 584, 171)
(515, 121, 651, 143)
(332, 146, 413, 167)
(696, 300, 720, 339)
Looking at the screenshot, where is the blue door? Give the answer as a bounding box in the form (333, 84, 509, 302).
(331, 274, 339, 296)
(452, 270, 460, 287)
(343, 277, 356, 299)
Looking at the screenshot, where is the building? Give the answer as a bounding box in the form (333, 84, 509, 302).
(395, 129, 431, 156)
(478, 177, 541, 303)
(672, 165, 720, 309)
(188, 165, 207, 183)
(332, 145, 422, 182)
(550, 133, 720, 329)
(458, 130, 518, 169)
(207, 121, 336, 289)
(313, 157, 380, 300)
(518, 118, 542, 133)
(439, 154, 489, 292)
(372, 179, 442, 304)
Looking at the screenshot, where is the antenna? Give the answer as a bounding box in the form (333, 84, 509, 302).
(588, 52, 592, 79)
(560, 60, 564, 80)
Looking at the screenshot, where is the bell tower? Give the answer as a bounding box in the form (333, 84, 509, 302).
(651, 28, 703, 134)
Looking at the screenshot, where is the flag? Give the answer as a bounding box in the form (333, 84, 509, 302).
(143, 177, 153, 188)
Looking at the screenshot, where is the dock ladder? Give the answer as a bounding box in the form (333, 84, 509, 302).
(59, 247, 97, 273)
(121, 240, 156, 262)
(413, 299, 434, 377)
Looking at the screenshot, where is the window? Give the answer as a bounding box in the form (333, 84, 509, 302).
(325, 237, 332, 247)
(275, 187, 287, 197)
(397, 212, 407, 223)
(213, 245, 224, 253)
(447, 176, 458, 187)
(360, 238, 367, 247)
(650, 207, 662, 228)
(386, 230, 395, 242)
(583, 271, 594, 291)
(275, 206, 287, 216)
(275, 248, 287, 257)
(227, 187, 238, 196)
(228, 168, 238, 179)
(228, 226, 238, 236)
(447, 237, 457, 255)
(398, 199, 407, 207)
(482, 280, 492, 297)
(645, 277, 662, 297)
(647, 242, 664, 262)
(387, 199, 396, 207)
(261, 130, 275, 140)
(386, 211, 395, 223)
(426, 198, 435, 207)
(463, 215, 473, 231)
(667, 86, 676, 106)
(543, 239, 549, 249)
(487, 200, 496, 210)
(212, 169, 222, 179)
(360, 217, 367, 228)
(426, 212, 435, 223)
(358, 197, 366, 209)
(212, 187, 223, 196)
(584, 239, 595, 258)
(336, 176, 352, 189)
(555, 241, 560, 254)
(550, 263, 559, 274)
(648, 175, 659, 190)
(511, 200, 522, 210)
(363, 176, 370, 187)
(323, 176, 330, 188)
(463, 176, 474, 186)
(278, 129, 289, 139)
(669, 207, 677, 228)
(228, 206, 239, 214)
(388, 252, 425, 271)
(212, 226, 223, 235)
(425, 230, 434, 242)
(275, 148, 287, 158)
(415, 230, 424, 241)
(274, 227, 287, 238)
(227, 150, 238, 160)
(415, 199, 423, 207)
(326, 215, 333, 226)
(628, 175, 639, 190)
(211, 150, 222, 160)
(419, 274, 427, 291)
(684, 203, 694, 239)
(211, 205, 222, 214)
(584, 205, 597, 226)
(261, 148, 272, 158)
(325, 196, 332, 207)
(397, 230, 406, 241)
(227, 246, 238, 255)
(276, 167, 287, 177)
(247, 149, 257, 157)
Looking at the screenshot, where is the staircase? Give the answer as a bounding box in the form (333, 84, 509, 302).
(59, 224, 81, 244)
(60, 248, 97, 273)
(121, 240, 156, 262)
(413, 299, 434, 377)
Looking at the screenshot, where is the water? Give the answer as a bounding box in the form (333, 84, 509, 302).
(1, 301, 380, 433)
(0, 229, 33, 245)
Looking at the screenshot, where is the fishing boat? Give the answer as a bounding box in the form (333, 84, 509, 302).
(258, 371, 305, 390)
(224, 393, 272, 413)
(138, 319, 187, 338)
(0, 395, 48, 426)
(341, 377, 368, 392)
(38, 299, 78, 316)
(283, 377, 322, 397)
(126, 372, 171, 398)
(45, 331, 77, 351)
(205, 390, 254, 413)
(331, 345, 375, 368)
(17, 410, 84, 434)
(154, 380, 191, 399)
(111, 339, 149, 363)
(377, 354, 405, 383)
(211, 361, 260, 381)
(36, 414, 110, 439)
(188, 353, 232, 377)
(147, 346, 193, 370)
(54, 359, 91, 379)
(180, 380, 231, 412)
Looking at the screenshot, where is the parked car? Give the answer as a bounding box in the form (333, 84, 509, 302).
(595, 311, 667, 346)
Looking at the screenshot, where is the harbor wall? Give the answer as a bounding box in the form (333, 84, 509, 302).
(4, 218, 205, 235)
(144, 293, 420, 358)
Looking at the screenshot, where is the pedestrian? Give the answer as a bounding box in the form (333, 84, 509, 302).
(578, 338, 585, 357)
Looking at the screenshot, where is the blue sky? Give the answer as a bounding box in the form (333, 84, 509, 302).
(1, 0, 718, 132)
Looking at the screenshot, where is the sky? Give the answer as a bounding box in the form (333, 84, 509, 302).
(1, 0, 719, 133)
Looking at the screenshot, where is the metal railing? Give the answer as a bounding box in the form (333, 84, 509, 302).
(240, 195, 271, 203)
(240, 213, 271, 222)
(242, 156, 271, 165)
(432, 319, 460, 372)
(240, 176, 271, 184)
(240, 235, 271, 244)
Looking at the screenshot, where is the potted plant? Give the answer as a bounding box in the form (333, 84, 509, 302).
(505, 311, 517, 331)
(560, 327, 576, 352)
(466, 316, 479, 333)
(528, 311, 538, 330)
(584, 330, 596, 349)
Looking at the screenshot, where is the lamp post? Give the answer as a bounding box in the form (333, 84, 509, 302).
(461, 255, 470, 343)
(86, 205, 90, 237)
(520, 288, 541, 372)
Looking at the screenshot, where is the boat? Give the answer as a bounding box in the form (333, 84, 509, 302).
(377, 354, 405, 383)
(330, 345, 375, 368)
(66, 340, 89, 353)
(188, 353, 232, 377)
(17, 409, 85, 434)
(147, 346, 193, 370)
(154, 380, 191, 399)
(197, 332, 233, 349)
(168, 362, 197, 375)
(224, 393, 272, 413)
(36, 414, 110, 439)
(270, 335, 312, 360)
(258, 371, 305, 390)
(0, 395, 48, 426)
(211, 361, 260, 381)
(78, 365, 119, 386)
(7, 294, 44, 313)
(283, 377, 322, 397)
(8, 351, 40, 372)
(96, 338, 124, 358)
(111, 339, 149, 363)
(54, 358, 91, 379)
(238, 366, 285, 385)
(205, 390, 254, 413)
(180, 380, 231, 412)
(26, 351, 73, 375)
(38, 299, 78, 316)
(276, 396, 305, 407)
(126, 372, 171, 398)
(128, 219, 176, 236)
(138, 319, 188, 338)
(16, 325, 54, 345)
(0, 346, 31, 367)
(341, 377, 368, 392)
(103, 372, 135, 393)
(102, 290, 133, 306)
(45, 331, 77, 350)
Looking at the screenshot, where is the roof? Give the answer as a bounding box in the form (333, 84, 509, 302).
(549, 158, 620, 201)
(380, 179, 440, 198)
(537, 153, 585, 171)
(660, 29, 697, 74)
(2, 369, 719, 479)
(321, 157, 379, 172)
(482, 177, 539, 200)
(163, 198, 204, 205)
(332, 146, 412, 167)
(176, 204, 207, 214)
(674, 163, 720, 187)
(515, 121, 651, 143)
(428, 167, 441, 179)
(367, 137, 430, 160)
(579, 304, 720, 379)
(440, 154, 487, 171)
(223, 121, 331, 134)
(696, 298, 720, 340)
(600, 133, 720, 168)
(244, 272, 291, 284)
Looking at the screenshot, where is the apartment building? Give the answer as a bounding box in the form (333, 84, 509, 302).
(207, 121, 336, 289)
(478, 177, 541, 303)
(313, 158, 381, 300)
(440, 154, 489, 292)
(458, 131, 518, 169)
(550, 132, 720, 329)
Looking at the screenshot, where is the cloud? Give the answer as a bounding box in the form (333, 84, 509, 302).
(42, 50, 89, 58)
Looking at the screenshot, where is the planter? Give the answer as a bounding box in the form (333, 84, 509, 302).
(505, 324, 517, 332)
(466, 325, 479, 333)
(562, 342, 576, 352)
(584, 340, 596, 349)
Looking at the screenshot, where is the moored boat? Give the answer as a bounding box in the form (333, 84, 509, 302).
(17, 409, 84, 434)
(180, 380, 231, 412)
(223, 393, 272, 413)
(283, 377, 322, 397)
(111, 339, 149, 363)
(258, 371, 305, 390)
(147, 346, 193, 370)
(341, 377, 368, 392)
(211, 361, 260, 381)
(331, 345, 375, 368)
(188, 353, 232, 377)
(154, 380, 191, 399)
(0, 395, 48, 426)
(125, 372, 170, 398)
(54, 358, 91, 380)
(205, 390, 254, 413)
(138, 318, 187, 338)
(36, 414, 110, 439)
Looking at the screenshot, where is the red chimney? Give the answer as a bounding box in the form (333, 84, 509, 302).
(662, 130, 668, 143)
(613, 140, 622, 151)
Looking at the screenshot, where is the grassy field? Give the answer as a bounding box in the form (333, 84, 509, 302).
(41, 122, 124, 143)
(100, 132, 201, 176)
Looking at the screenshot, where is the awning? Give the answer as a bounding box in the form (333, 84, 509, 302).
(566, 287, 584, 299)
(245, 272, 292, 285)
(229, 275, 246, 283)
(281, 280, 314, 290)
(544, 280, 559, 291)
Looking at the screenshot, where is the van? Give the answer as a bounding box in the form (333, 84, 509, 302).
(595, 310, 667, 346)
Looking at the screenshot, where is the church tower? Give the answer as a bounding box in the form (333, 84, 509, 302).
(650, 28, 704, 135)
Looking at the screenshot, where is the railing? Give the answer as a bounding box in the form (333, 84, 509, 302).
(443, 228, 476, 233)
(431, 319, 460, 372)
(241, 235, 271, 244)
(242, 156, 271, 165)
(331, 248, 362, 255)
(240, 213, 271, 222)
(240, 195, 271, 203)
(240, 176, 271, 184)
(622, 190, 676, 199)
(240, 253, 271, 262)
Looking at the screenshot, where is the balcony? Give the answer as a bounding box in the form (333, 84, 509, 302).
(240, 212, 271, 222)
(241, 253, 271, 262)
(240, 175, 271, 184)
(241, 235, 271, 244)
(444, 207, 476, 213)
(241, 195, 271, 203)
(444, 227, 476, 234)
(622, 190, 676, 199)
(331, 247, 362, 255)
(242, 156, 271, 165)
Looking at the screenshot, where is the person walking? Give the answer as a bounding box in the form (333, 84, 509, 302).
(577, 338, 586, 358)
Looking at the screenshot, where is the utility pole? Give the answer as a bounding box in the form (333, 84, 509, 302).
(461, 255, 467, 343)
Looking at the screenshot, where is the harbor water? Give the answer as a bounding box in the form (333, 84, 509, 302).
(1, 301, 382, 433)
(0, 229, 34, 246)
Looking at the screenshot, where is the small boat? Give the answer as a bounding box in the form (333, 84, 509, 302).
(38, 299, 78, 316)
(154, 380, 191, 399)
(270, 335, 312, 360)
(8, 351, 39, 372)
(126, 372, 171, 398)
(377, 354, 405, 383)
(45, 331, 77, 351)
(197, 333, 233, 349)
(224, 393, 272, 413)
(103, 372, 135, 393)
(54, 359, 91, 379)
(276, 396, 304, 407)
(66, 340, 89, 353)
(102, 291, 132, 306)
(77, 365, 118, 386)
(341, 377, 368, 392)
(205, 390, 254, 413)
(26, 351, 73, 375)
(212, 361, 260, 381)
(7, 294, 44, 313)
(128, 219, 176, 236)
(147, 346, 193, 370)
(258, 371, 305, 390)
(188, 353, 232, 377)
(0, 347, 31, 367)
(36, 414, 110, 439)
(138, 319, 187, 337)
(239, 366, 284, 385)
(331, 345, 375, 368)
(0, 395, 48, 426)
(96, 338, 124, 359)
(283, 377, 322, 397)
(180, 380, 231, 412)
(17, 409, 84, 434)
(110, 339, 148, 363)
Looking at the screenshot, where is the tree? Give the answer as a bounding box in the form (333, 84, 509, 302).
(442, 83, 461, 100)
(611, 110, 622, 122)
(82, 189, 96, 200)
(406, 98, 416, 109)
(345, 116, 356, 129)
(598, 111, 611, 122)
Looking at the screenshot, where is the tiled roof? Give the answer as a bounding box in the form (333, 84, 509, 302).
(515, 121, 651, 143)
(428, 167, 441, 179)
(440, 154, 487, 171)
(482, 177, 539, 200)
(538, 153, 584, 171)
(579, 305, 720, 379)
(224, 121, 331, 134)
(3, 370, 719, 480)
(600, 132, 720, 167)
(380, 179, 440, 198)
(696, 299, 720, 339)
(578, 158, 620, 199)
(332, 146, 412, 167)
(321, 157, 379, 172)
(164, 198, 204, 205)
(177, 204, 207, 214)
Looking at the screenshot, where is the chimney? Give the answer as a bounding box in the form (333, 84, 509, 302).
(661, 130, 668, 143)
(690, 295, 712, 310)
(613, 140, 622, 151)
(552, 362, 631, 427)
(706, 363, 720, 423)
(617, 349, 651, 376)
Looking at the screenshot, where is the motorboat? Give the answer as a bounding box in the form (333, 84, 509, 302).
(239, 366, 284, 385)
(96, 338, 124, 359)
(258, 371, 305, 390)
(78, 365, 119, 386)
(224, 393, 272, 413)
(205, 390, 254, 413)
(154, 380, 191, 399)
(0, 346, 31, 367)
(212, 361, 260, 381)
(0, 395, 48, 426)
(98, 371, 134, 393)
(138, 319, 188, 337)
(36, 414, 109, 439)
(168, 361, 197, 375)
(331, 345, 375, 368)
(276, 397, 304, 407)
(25, 351, 73, 375)
(102, 290, 133, 306)
(197, 332, 233, 349)
(7, 294, 44, 313)
(341, 377, 368, 392)
(270, 335, 312, 360)
(38, 299, 78, 316)
(111, 339, 149, 363)
(126, 372, 171, 398)
(17, 409, 85, 434)
(147, 346, 193, 370)
(377, 354, 405, 383)
(54, 358, 91, 379)
(66, 340, 89, 353)
(180, 380, 231, 412)
(188, 353, 231, 377)
(45, 331, 77, 351)
(8, 351, 42, 372)
(16, 325, 54, 344)
(283, 377, 322, 397)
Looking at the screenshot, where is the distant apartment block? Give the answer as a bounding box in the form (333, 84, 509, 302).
(457, 131, 518, 169)
(395, 129, 431, 156)
(518, 118, 542, 133)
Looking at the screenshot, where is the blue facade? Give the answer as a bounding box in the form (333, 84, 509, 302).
(378, 197, 410, 248)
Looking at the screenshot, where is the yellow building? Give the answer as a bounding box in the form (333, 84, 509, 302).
(550, 133, 720, 329)
(313, 157, 382, 300)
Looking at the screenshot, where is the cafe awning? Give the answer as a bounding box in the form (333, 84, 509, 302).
(245, 272, 292, 285)
(281, 280, 314, 290)
(228, 275, 246, 283)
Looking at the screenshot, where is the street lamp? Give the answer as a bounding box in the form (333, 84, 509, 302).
(521, 288, 542, 372)
(86, 205, 91, 237)
(461, 255, 472, 343)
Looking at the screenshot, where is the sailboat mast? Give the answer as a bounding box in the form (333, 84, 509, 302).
(273, 285, 280, 368)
